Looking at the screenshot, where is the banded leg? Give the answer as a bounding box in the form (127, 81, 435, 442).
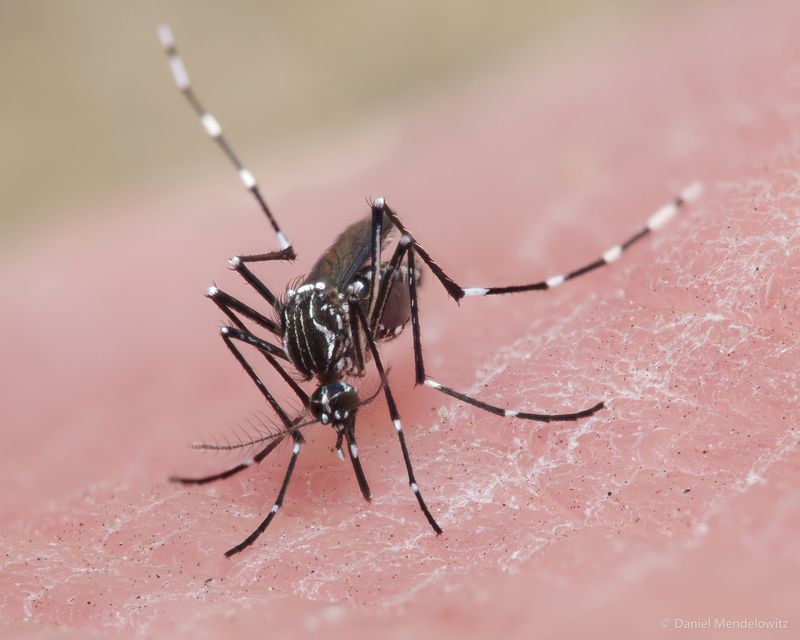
(169, 327, 302, 488)
(377, 182, 702, 301)
(423, 379, 603, 421)
(348, 293, 366, 376)
(225, 433, 304, 557)
(352, 303, 442, 534)
(170, 435, 285, 485)
(207, 285, 282, 338)
(366, 203, 605, 422)
(208, 289, 309, 408)
(367, 232, 413, 338)
(210, 248, 310, 406)
(343, 414, 372, 502)
(229, 247, 295, 310)
(335, 432, 345, 461)
(366, 201, 384, 320)
(219, 326, 297, 428)
(157, 25, 294, 255)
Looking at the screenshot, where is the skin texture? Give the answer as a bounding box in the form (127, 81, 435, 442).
(2, 1, 799, 637)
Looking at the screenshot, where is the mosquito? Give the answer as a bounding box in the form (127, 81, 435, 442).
(157, 25, 702, 557)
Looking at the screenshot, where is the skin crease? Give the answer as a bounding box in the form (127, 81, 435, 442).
(2, 1, 799, 638)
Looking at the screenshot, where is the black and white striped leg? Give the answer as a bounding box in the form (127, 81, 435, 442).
(423, 378, 604, 422)
(224, 433, 304, 557)
(207, 285, 282, 337)
(335, 432, 345, 461)
(169, 436, 285, 485)
(376, 199, 462, 301)
(343, 415, 372, 502)
(406, 240, 425, 386)
(348, 297, 366, 376)
(228, 247, 296, 310)
(366, 201, 385, 321)
(206, 284, 310, 408)
(352, 303, 442, 534)
(364, 224, 420, 372)
(367, 232, 412, 337)
(170, 322, 304, 490)
(377, 183, 702, 301)
(222, 325, 311, 412)
(373, 219, 606, 421)
(156, 24, 294, 256)
(219, 326, 297, 428)
(458, 183, 703, 296)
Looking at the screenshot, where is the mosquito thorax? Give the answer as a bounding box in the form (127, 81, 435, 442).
(310, 382, 360, 425)
(281, 282, 353, 379)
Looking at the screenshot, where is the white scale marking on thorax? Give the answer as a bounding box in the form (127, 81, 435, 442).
(310, 288, 337, 363)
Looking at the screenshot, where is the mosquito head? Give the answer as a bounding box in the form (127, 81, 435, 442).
(310, 381, 360, 426)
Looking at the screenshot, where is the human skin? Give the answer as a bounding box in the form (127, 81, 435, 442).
(2, 1, 799, 638)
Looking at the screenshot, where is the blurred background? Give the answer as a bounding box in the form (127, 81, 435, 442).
(9, 2, 800, 636)
(0, 0, 666, 243)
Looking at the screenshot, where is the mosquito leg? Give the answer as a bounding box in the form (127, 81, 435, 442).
(228, 246, 295, 311)
(373, 198, 461, 301)
(170, 325, 305, 486)
(169, 328, 301, 484)
(170, 436, 285, 485)
(366, 199, 386, 321)
(377, 183, 701, 301)
(207, 287, 309, 408)
(351, 303, 442, 534)
(157, 25, 294, 256)
(349, 305, 365, 376)
(363, 232, 421, 381)
(343, 416, 372, 502)
(406, 242, 424, 386)
(334, 432, 345, 461)
(224, 433, 304, 557)
(221, 325, 310, 412)
(230, 324, 308, 408)
(219, 327, 297, 428)
(207, 285, 282, 337)
(425, 378, 604, 422)
(367, 234, 411, 337)
(405, 243, 605, 421)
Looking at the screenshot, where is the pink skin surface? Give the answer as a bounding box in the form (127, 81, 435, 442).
(2, 1, 799, 637)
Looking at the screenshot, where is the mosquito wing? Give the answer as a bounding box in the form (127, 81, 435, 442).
(305, 212, 393, 290)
